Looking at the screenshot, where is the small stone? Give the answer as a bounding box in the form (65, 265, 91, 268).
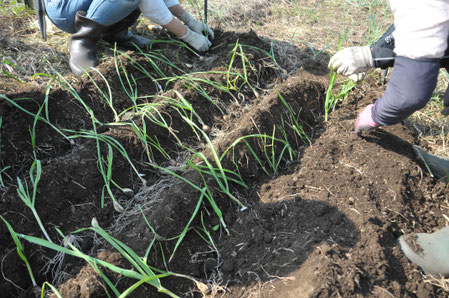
(204, 258, 217, 272)
(32, 286, 42, 297)
(221, 259, 235, 272)
(81, 237, 93, 251)
(210, 217, 220, 226)
(202, 125, 211, 134)
(264, 231, 273, 243)
(199, 56, 205, 62)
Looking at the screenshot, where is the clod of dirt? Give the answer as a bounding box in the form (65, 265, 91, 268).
(221, 259, 236, 273)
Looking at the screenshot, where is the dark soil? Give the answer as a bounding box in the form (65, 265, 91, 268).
(1, 14, 448, 298)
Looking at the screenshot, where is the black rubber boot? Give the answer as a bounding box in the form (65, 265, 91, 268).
(69, 11, 107, 76)
(102, 9, 151, 49)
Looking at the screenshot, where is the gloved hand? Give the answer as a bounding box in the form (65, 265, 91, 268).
(179, 12, 214, 41)
(442, 85, 449, 116)
(349, 72, 366, 82)
(179, 27, 212, 52)
(329, 46, 374, 76)
(355, 104, 379, 135)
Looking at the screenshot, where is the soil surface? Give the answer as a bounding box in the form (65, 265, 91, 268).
(1, 14, 449, 298)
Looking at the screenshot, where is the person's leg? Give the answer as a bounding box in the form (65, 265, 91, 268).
(371, 56, 440, 126)
(102, 8, 151, 49)
(85, 0, 140, 26)
(45, 0, 143, 75)
(45, 0, 141, 32)
(44, 0, 93, 33)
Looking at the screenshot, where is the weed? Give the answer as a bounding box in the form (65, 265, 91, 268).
(85, 69, 120, 121)
(0, 216, 37, 287)
(66, 125, 141, 210)
(0, 0, 34, 16)
(222, 133, 295, 176)
(1, 59, 25, 83)
(277, 90, 310, 144)
(226, 40, 257, 93)
(325, 37, 357, 122)
(16, 160, 53, 243)
(0, 166, 10, 188)
(181, 115, 246, 207)
(41, 282, 63, 298)
(13, 221, 179, 297)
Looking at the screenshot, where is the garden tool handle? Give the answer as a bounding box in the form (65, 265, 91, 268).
(36, 0, 47, 40)
(204, 0, 207, 25)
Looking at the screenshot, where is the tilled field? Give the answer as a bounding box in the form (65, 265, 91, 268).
(1, 14, 448, 298)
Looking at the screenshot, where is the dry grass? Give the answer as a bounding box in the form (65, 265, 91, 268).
(0, 14, 70, 83)
(424, 276, 449, 292)
(406, 70, 449, 157)
(196, 0, 392, 51)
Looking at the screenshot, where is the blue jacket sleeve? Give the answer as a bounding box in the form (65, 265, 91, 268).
(371, 56, 440, 126)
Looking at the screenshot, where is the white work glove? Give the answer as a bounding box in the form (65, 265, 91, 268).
(179, 12, 214, 41)
(349, 72, 366, 82)
(179, 27, 211, 52)
(328, 46, 374, 76)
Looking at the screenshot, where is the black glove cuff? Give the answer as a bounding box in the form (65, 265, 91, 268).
(371, 46, 395, 69)
(373, 24, 395, 49)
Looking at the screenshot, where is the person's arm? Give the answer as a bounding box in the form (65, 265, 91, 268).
(328, 25, 395, 76)
(371, 56, 440, 126)
(138, 0, 211, 51)
(163, 18, 187, 37)
(170, 4, 214, 41)
(167, 4, 186, 18)
(355, 56, 439, 134)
